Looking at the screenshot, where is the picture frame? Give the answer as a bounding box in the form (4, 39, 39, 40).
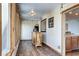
(41, 18, 46, 32)
(48, 17, 54, 28)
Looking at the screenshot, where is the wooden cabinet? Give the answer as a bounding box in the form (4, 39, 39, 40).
(72, 36, 78, 50)
(66, 36, 79, 52)
(32, 32, 43, 47)
(77, 36, 79, 48)
(32, 32, 37, 45)
(66, 36, 72, 52)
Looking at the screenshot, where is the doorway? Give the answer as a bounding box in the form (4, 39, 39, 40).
(62, 4, 79, 56)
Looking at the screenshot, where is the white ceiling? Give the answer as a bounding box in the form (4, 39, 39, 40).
(18, 3, 61, 20)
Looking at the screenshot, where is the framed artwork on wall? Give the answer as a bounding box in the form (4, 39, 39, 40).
(41, 18, 46, 32)
(48, 17, 54, 28)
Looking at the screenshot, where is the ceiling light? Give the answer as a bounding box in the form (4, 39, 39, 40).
(28, 9, 36, 16)
(75, 13, 78, 16)
(69, 11, 72, 14)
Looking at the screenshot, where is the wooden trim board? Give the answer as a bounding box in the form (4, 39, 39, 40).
(61, 4, 79, 13)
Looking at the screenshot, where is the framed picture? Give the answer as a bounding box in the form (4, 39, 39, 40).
(41, 18, 46, 32)
(48, 17, 54, 28)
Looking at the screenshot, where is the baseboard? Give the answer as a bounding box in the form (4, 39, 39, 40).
(12, 40, 20, 56)
(43, 42, 62, 56)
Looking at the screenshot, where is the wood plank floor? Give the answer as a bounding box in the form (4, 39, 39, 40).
(16, 40, 60, 56)
(66, 50, 79, 56)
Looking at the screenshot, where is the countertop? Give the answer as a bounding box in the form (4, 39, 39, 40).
(66, 34, 79, 37)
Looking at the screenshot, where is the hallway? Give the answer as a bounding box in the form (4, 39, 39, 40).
(2, 3, 79, 56)
(16, 41, 60, 56)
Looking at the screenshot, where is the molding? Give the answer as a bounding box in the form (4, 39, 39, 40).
(61, 4, 79, 13)
(12, 40, 20, 56)
(43, 42, 62, 56)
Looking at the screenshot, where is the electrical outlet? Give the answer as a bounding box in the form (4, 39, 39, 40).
(58, 46, 60, 49)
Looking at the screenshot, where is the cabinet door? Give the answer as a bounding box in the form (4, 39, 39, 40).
(72, 36, 78, 50)
(77, 36, 79, 48)
(36, 32, 42, 46)
(66, 36, 72, 51)
(32, 32, 36, 45)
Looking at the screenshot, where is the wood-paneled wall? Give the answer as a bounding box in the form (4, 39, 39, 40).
(15, 10, 21, 46)
(6, 3, 21, 56)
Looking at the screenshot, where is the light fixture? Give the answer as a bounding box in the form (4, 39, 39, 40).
(28, 9, 36, 16)
(75, 13, 78, 16)
(69, 11, 72, 14)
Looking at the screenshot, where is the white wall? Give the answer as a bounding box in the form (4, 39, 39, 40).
(66, 19, 79, 35)
(21, 20, 39, 40)
(42, 5, 62, 54)
(40, 4, 77, 55)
